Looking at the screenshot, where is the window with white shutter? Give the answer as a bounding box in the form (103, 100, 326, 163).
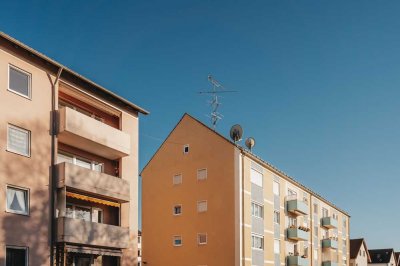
(7, 125, 30, 157)
(250, 168, 263, 187)
(197, 169, 207, 181)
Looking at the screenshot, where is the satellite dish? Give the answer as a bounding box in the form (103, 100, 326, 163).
(230, 124, 243, 143)
(245, 137, 256, 151)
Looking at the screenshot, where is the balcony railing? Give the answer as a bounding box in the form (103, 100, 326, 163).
(321, 217, 338, 229)
(287, 255, 309, 266)
(286, 195, 309, 216)
(56, 162, 130, 202)
(57, 217, 129, 249)
(58, 106, 131, 159)
(322, 238, 338, 249)
(287, 226, 310, 241)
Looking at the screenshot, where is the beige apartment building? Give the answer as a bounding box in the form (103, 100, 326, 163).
(142, 114, 350, 266)
(0, 32, 148, 266)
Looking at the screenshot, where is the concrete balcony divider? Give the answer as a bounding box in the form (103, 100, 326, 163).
(287, 227, 309, 241)
(287, 255, 309, 266)
(286, 199, 309, 216)
(57, 217, 129, 249)
(57, 162, 130, 202)
(322, 239, 338, 249)
(58, 106, 131, 160)
(321, 217, 338, 229)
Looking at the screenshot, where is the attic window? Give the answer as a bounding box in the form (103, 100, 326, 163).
(183, 145, 189, 154)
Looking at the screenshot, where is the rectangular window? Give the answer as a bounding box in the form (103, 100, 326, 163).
(6, 186, 29, 215)
(9, 65, 31, 98)
(6, 246, 28, 266)
(91, 208, 103, 223)
(74, 206, 91, 222)
(197, 169, 207, 181)
(173, 205, 182, 215)
(252, 235, 264, 250)
(173, 174, 182, 185)
(197, 201, 207, 212)
(75, 157, 92, 170)
(273, 211, 280, 224)
(313, 203, 318, 214)
(7, 125, 30, 157)
(183, 145, 189, 154)
(250, 168, 263, 187)
(57, 152, 104, 173)
(173, 236, 182, 246)
(198, 233, 207, 245)
(274, 239, 280, 254)
(251, 202, 264, 219)
(289, 217, 297, 227)
(322, 207, 329, 218)
(273, 181, 280, 195)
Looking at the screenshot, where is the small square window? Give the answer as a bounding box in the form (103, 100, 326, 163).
(197, 201, 207, 212)
(197, 169, 207, 181)
(183, 145, 189, 154)
(173, 205, 182, 215)
(7, 125, 31, 157)
(173, 236, 182, 246)
(6, 246, 28, 266)
(198, 234, 207, 245)
(173, 174, 182, 185)
(9, 65, 31, 99)
(6, 186, 29, 215)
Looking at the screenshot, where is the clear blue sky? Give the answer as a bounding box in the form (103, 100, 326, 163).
(2, 0, 400, 250)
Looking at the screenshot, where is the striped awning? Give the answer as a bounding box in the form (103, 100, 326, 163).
(66, 191, 120, 207)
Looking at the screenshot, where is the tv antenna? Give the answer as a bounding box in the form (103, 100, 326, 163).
(199, 75, 236, 130)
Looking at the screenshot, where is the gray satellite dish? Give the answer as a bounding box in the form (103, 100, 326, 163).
(230, 124, 243, 143)
(245, 137, 255, 151)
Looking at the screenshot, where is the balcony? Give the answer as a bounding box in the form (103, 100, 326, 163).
(321, 217, 338, 229)
(287, 256, 309, 266)
(322, 262, 338, 266)
(322, 239, 338, 249)
(57, 217, 129, 249)
(287, 227, 309, 241)
(58, 106, 131, 160)
(56, 162, 130, 202)
(286, 196, 309, 216)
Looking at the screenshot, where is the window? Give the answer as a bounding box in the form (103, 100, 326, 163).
(288, 189, 297, 196)
(6, 246, 28, 266)
(273, 181, 280, 195)
(75, 206, 91, 222)
(198, 233, 207, 245)
(252, 235, 264, 250)
(57, 152, 104, 173)
(251, 202, 264, 218)
(197, 201, 207, 212)
(173, 174, 182, 185)
(9, 65, 31, 98)
(183, 145, 189, 154)
(313, 203, 318, 214)
(197, 169, 207, 181)
(7, 125, 30, 157)
(173, 236, 182, 246)
(6, 186, 29, 215)
(288, 217, 297, 227)
(65, 203, 103, 223)
(250, 168, 263, 187)
(322, 207, 329, 218)
(274, 239, 280, 254)
(92, 208, 103, 223)
(363, 251, 365, 257)
(173, 205, 182, 215)
(273, 211, 280, 224)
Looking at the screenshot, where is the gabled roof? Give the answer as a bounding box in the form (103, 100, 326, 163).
(350, 239, 371, 262)
(369, 249, 395, 264)
(141, 113, 350, 216)
(0, 32, 149, 115)
(395, 253, 400, 266)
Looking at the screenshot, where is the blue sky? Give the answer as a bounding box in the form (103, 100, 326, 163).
(2, 0, 400, 249)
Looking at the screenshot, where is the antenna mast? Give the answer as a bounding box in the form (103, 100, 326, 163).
(199, 75, 236, 130)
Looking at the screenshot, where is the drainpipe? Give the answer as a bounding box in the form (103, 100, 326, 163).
(49, 67, 63, 266)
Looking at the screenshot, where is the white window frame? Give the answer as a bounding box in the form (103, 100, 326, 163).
(273, 210, 280, 224)
(173, 204, 182, 216)
(57, 151, 104, 173)
(250, 168, 263, 187)
(7, 124, 31, 157)
(251, 234, 264, 250)
(173, 235, 182, 246)
(197, 168, 207, 181)
(197, 200, 208, 213)
(173, 174, 182, 185)
(65, 203, 103, 223)
(6, 185, 30, 216)
(8, 64, 32, 99)
(251, 201, 264, 219)
(197, 233, 207, 245)
(6, 245, 29, 266)
(183, 144, 189, 154)
(273, 181, 280, 195)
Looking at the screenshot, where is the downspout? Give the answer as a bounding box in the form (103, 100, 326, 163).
(49, 67, 63, 265)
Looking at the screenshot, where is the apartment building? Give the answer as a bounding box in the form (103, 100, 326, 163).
(368, 250, 396, 266)
(0, 32, 148, 266)
(141, 113, 350, 266)
(350, 239, 371, 266)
